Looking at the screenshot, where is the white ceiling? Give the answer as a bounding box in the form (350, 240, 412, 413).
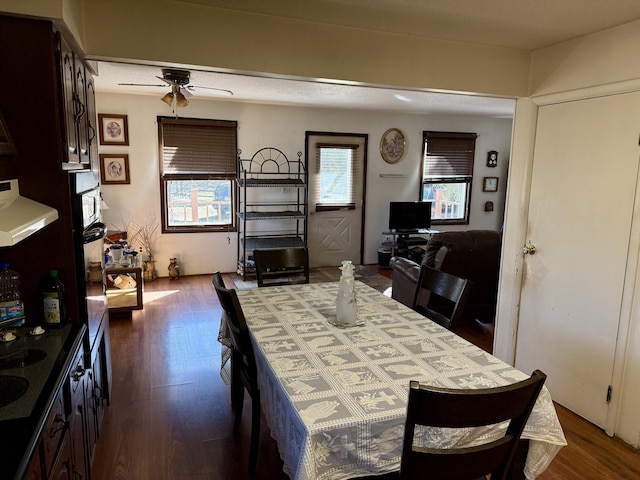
(92, 0, 640, 118)
(93, 62, 518, 117)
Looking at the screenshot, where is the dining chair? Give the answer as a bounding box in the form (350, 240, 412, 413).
(400, 369, 547, 480)
(212, 272, 261, 473)
(412, 264, 472, 331)
(253, 247, 310, 287)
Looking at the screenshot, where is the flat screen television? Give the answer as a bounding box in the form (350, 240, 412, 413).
(388, 201, 432, 232)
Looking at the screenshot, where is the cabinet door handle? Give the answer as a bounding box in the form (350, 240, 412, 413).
(49, 413, 68, 438)
(72, 364, 86, 381)
(78, 100, 86, 119)
(93, 384, 103, 409)
(88, 123, 96, 142)
(73, 95, 85, 120)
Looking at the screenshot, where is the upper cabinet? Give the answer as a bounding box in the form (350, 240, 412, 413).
(55, 32, 96, 170)
(85, 75, 100, 184)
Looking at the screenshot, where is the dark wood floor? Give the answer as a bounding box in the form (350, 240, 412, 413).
(92, 268, 639, 480)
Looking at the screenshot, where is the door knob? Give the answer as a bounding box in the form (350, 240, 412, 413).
(523, 243, 537, 255)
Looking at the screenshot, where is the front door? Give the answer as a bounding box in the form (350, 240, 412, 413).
(306, 132, 367, 267)
(515, 92, 640, 428)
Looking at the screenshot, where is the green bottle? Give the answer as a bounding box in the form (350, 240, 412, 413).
(42, 270, 66, 327)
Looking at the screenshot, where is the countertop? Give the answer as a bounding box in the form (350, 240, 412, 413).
(0, 323, 85, 480)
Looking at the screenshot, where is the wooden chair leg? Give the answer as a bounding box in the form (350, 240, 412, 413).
(248, 392, 261, 473)
(233, 388, 245, 435)
(230, 350, 242, 407)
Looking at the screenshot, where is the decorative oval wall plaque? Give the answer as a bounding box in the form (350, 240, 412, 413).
(380, 128, 406, 164)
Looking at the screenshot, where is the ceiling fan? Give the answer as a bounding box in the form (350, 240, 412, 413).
(119, 68, 233, 111)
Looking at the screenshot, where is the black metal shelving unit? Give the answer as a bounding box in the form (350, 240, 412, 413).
(236, 147, 307, 278)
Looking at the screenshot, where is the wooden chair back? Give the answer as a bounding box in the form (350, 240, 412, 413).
(213, 272, 256, 369)
(253, 247, 310, 287)
(212, 272, 261, 472)
(400, 370, 547, 480)
(412, 264, 472, 330)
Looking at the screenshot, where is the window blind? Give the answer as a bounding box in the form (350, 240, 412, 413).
(311, 138, 364, 208)
(159, 117, 237, 176)
(423, 131, 477, 179)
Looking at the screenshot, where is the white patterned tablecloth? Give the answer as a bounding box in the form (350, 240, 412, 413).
(236, 282, 566, 480)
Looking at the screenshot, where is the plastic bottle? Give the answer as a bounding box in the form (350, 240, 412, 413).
(0, 263, 25, 326)
(42, 270, 67, 327)
(336, 260, 358, 327)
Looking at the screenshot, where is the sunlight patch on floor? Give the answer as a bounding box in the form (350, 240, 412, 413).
(142, 289, 181, 303)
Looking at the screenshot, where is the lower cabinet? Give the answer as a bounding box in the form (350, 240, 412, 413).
(69, 344, 89, 480)
(23, 447, 42, 480)
(48, 434, 73, 480)
(24, 324, 111, 479)
(41, 388, 66, 479)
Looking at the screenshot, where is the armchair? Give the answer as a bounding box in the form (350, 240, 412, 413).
(390, 230, 502, 325)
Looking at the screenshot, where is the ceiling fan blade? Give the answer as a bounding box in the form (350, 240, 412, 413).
(119, 83, 167, 87)
(189, 85, 233, 97)
(179, 87, 193, 98)
(156, 76, 175, 86)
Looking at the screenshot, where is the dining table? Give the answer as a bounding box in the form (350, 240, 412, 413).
(232, 281, 567, 480)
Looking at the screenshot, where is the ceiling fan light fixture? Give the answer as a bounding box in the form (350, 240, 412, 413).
(176, 92, 189, 107)
(161, 92, 174, 106)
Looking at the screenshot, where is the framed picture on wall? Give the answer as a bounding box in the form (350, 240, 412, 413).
(380, 128, 406, 164)
(100, 153, 130, 184)
(98, 114, 129, 146)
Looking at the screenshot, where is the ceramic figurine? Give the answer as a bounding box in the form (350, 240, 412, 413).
(87, 261, 103, 284)
(168, 257, 180, 280)
(143, 260, 155, 281)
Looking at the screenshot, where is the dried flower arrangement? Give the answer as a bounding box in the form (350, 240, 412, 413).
(110, 217, 159, 280)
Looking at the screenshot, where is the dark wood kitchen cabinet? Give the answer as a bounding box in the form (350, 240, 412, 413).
(0, 14, 93, 323)
(23, 449, 42, 480)
(18, 332, 92, 480)
(41, 387, 66, 479)
(48, 435, 73, 480)
(69, 343, 89, 480)
(0, 15, 110, 478)
(56, 32, 96, 170)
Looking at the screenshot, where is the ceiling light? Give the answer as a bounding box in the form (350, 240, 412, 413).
(161, 92, 174, 106)
(176, 91, 189, 107)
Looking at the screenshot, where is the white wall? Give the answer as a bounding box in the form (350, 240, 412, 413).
(81, 1, 530, 98)
(530, 19, 640, 97)
(97, 92, 512, 276)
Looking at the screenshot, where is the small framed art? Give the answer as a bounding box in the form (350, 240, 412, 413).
(98, 114, 129, 146)
(100, 153, 130, 185)
(483, 176, 499, 192)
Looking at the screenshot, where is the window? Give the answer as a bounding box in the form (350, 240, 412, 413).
(421, 131, 477, 225)
(307, 133, 365, 211)
(158, 117, 237, 233)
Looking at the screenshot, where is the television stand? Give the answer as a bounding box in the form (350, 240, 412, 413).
(397, 235, 429, 246)
(381, 229, 439, 262)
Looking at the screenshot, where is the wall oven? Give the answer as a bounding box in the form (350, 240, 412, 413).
(71, 172, 107, 353)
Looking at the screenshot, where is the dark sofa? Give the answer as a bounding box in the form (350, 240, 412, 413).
(389, 230, 502, 325)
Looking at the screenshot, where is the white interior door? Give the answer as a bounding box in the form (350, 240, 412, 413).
(515, 92, 640, 428)
(306, 134, 366, 267)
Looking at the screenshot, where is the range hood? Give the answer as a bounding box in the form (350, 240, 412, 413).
(0, 179, 59, 247)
